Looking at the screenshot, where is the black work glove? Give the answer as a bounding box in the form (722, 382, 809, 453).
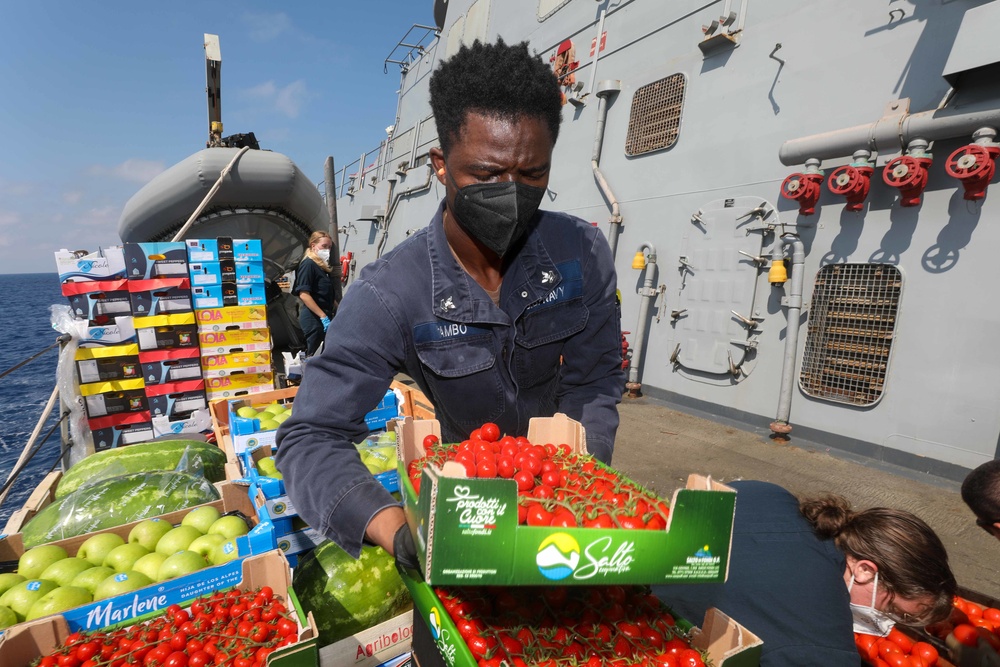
(393, 523, 420, 572)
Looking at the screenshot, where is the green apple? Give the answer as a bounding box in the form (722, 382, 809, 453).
(94, 571, 153, 601)
(18, 545, 68, 579)
(157, 551, 208, 581)
(208, 539, 240, 566)
(128, 518, 173, 551)
(39, 557, 93, 587)
(154, 526, 203, 556)
(26, 586, 93, 620)
(132, 553, 167, 581)
(77, 532, 126, 566)
(257, 419, 280, 431)
(0, 605, 16, 629)
(0, 579, 58, 621)
(272, 412, 290, 424)
(236, 406, 259, 419)
(208, 516, 249, 539)
(70, 567, 114, 595)
(0, 573, 26, 596)
(262, 403, 286, 415)
(181, 506, 222, 534)
(103, 543, 150, 573)
(188, 534, 227, 558)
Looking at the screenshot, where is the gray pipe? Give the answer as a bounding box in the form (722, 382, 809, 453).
(591, 80, 623, 259)
(770, 234, 805, 436)
(626, 243, 657, 396)
(779, 97, 1000, 165)
(324, 156, 343, 302)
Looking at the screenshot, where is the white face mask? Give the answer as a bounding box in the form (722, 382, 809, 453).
(848, 572, 896, 637)
(315, 248, 331, 262)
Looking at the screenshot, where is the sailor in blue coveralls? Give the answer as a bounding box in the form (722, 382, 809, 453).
(276, 39, 625, 565)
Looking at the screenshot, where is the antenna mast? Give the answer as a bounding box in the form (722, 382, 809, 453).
(205, 34, 223, 148)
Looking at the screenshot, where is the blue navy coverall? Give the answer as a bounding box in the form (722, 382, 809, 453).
(275, 202, 625, 556)
(654, 481, 860, 667)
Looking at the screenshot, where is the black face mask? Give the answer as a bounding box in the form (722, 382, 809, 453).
(449, 175, 547, 257)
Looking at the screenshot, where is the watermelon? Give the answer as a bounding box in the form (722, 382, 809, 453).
(55, 440, 227, 499)
(292, 539, 411, 645)
(21, 471, 220, 548)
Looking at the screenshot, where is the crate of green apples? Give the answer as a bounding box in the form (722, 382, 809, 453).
(0, 482, 263, 633)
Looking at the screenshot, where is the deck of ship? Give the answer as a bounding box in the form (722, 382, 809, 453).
(608, 394, 1000, 603)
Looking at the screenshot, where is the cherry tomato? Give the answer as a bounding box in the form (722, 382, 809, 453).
(187, 652, 211, 667)
(164, 652, 188, 667)
(952, 623, 979, 647)
(907, 641, 937, 667)
(651, 654, 679, 667)
(479, 422, 500, 442)
(677, 649, 705, 667)
(887, 627, 914, 653)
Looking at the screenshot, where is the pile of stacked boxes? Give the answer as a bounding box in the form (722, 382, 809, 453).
(55, 238, 274, 451)
(184, 237, 272, 402)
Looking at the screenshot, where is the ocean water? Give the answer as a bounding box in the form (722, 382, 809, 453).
(0, 273, 64, 526)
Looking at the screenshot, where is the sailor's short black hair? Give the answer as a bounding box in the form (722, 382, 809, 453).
(430, 38, 562, 156)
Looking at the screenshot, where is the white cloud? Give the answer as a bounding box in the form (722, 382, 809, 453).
(240, 80, 308, 119)
(87, 159, 165, 184)
(63, 191, 83, 204)
(244, 12, 292, 42)
(275, 81, 307, 118)
(76, 205, 119, 227)
(0, 211, 20, 226)
(244, 81, 277, 99)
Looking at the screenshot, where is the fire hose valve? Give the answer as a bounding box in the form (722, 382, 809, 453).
(780, 158, 824, 216)
(945, 143, 1000, 201)
(883, 140, 932, 207)
(828, 151, 874, 212)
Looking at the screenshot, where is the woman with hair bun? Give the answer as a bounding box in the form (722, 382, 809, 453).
(655, 480, 956, 666)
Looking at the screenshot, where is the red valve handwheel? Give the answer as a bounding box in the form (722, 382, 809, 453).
(882, 156, 924, 188)
(945, 144, 993, 180)
(781, 173, 812, 200)
(828, 165, 864, 196)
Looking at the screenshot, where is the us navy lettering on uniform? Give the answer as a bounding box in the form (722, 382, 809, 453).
(542, 286, 566, 304)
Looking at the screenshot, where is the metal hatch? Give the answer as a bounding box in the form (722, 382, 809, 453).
(669, 197, 771, 376)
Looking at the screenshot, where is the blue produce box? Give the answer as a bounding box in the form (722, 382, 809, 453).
(185, 237, 263, 263)
(124, 242, 188, 279)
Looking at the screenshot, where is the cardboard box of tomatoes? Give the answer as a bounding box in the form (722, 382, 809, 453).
(395, 414, 737, 587)
(399, 567, 762, 667)
(0, 550, 319, 667)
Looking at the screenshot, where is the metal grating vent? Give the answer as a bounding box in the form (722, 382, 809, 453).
(625, 73, 685, 156)
(799, 263, 902, 406)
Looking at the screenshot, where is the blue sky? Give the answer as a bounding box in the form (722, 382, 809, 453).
(0, 1, 431, 274)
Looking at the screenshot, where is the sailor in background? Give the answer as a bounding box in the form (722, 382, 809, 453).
(657, 481, 956, 666)
(293, 231, 338, 356)
(962, 459, 1000, 539)
(276, 39, 624, 567)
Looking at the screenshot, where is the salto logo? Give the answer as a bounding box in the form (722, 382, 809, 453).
(427, 606, 442, 640)
(535, 532, 580, 581)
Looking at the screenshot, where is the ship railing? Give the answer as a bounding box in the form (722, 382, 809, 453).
(383, 24, 439, 74)
(0, 336, 71, 513)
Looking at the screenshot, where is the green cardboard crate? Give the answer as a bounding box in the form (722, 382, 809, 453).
(395, 413, 737, 586)
(400, 567, 762, 667)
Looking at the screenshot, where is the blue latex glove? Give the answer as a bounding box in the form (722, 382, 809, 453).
(320, 316, 331, 332)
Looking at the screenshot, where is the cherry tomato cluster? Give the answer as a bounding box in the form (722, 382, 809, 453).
(854, 627, 940, 667)
(408, 423, 671, 530)
(435, 584, 706, 667)
(925, 595, 1000, 658)
(32, 587, 300, 667)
